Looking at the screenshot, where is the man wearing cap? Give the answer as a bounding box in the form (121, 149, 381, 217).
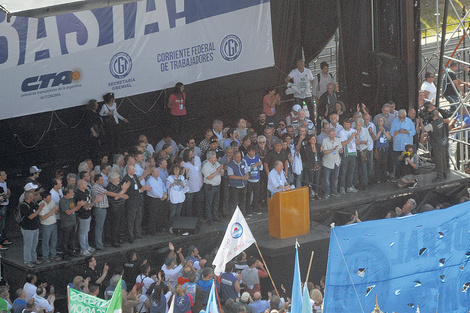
(233, 292, 253, 313)
(285, 60, 315, 118)
(186, 245, 201, 263)
(202, 136, 225, 162)
(286, 105, 301, 127)
(162, 248, 185, 288)
(25, 166, 44, 193)
(19, 190, 44, 268)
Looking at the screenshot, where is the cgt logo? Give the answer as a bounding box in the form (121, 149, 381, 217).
(21, 70, 82, 92)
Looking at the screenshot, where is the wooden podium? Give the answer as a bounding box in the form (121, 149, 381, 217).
(268, 186, 310, 239)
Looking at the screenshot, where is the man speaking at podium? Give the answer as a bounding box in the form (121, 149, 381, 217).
(267, 160, 294, 197)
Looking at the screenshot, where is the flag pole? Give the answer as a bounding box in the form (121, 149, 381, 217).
(255, 242, 280, 298)
(213, 280, 224, 313)
(304, 251, 315, 283)
(436, 293, 439, 313)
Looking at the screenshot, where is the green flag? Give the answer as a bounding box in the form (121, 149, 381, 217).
(68, 277, 122, 313)
(107, 277, 123, 313)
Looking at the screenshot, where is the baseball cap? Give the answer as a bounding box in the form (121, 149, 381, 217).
(29, 166, 41, 174)
(24, 182, 39, 191)
(292, 104, 302, 112)
(241, 292, 251, 303)
(187, 245, 196, 254)
(164, 257, 175, 267)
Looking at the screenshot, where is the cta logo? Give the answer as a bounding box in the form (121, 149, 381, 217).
(21, 70, 81, 92)
(109, 52, 132, 79)
(220, 34, 242, 61)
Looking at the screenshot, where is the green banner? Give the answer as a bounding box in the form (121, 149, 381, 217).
(68, 277, 122, 313)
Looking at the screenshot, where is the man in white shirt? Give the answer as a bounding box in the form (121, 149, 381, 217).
(182, 149, 204, 218)
(49, 179, 63, 205)
(212, 120, 224, 147)
(338, 119, 358, 195)
(155, 134, 179, 155)
(33, 286, 55, 313)
(139, 134, 155, 156)
(285, 59, 315, 118)
(312, 61, 336, 103)
(0, 170, 11, 249)
(39, 193, 60, 262)
(421, 72, 437, 103)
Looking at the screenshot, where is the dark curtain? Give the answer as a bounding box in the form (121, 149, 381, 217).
(271, 0, 303, 74)
(301, 0, 338, 64)
(337, 0, 419, 116)
(337, 0, 373, 112)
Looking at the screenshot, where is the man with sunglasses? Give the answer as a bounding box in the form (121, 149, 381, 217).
(421, 72, 436, 103)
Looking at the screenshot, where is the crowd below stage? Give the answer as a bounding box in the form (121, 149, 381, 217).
(0, 60, 469, 313)
(0, 242, 326, 313)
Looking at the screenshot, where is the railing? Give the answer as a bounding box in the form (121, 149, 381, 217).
(448, 127, 470, 172)
(421, 21, 470, 45)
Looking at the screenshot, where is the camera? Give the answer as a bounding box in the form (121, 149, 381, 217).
(403, 151, 411, 158)
(418, 109, 433, 124)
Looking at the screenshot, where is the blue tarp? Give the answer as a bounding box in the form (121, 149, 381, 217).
(324, 201, 470, 313)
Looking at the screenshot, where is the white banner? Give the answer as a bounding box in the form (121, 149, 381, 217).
(213, 207, 256, 275)
(0, 0, 274, 120)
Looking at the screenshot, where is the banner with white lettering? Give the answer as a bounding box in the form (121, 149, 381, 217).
(324, 202, 470, 313)
(0, 0, 273, 120)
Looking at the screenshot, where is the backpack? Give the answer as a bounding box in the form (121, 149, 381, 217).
(149, 294, 167, 313)
(14, 201, 27, 225)
(441, 68, 451, 94)
(316, 73, 334, 91)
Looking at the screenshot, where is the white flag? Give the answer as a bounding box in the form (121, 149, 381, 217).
(213, 207, 256, 275)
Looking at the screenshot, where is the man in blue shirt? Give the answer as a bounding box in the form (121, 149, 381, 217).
(390, 109, 416, 180)
(145, 168, 167, 234)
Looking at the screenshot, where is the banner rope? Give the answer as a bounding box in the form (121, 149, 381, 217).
(332, 227, 366, 313)
(53, 111, 86, 128)
(125, 90, 164, 114)
(14, 112, 55, 149)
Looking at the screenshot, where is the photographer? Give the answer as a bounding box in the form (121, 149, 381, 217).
(424, 110, 448, 182)
(397, 145, 419, 188)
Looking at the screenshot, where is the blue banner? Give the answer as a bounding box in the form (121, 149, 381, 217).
(324, 202, 470, 313)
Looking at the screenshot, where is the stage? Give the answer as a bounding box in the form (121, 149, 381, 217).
(0, 169, 468, 312)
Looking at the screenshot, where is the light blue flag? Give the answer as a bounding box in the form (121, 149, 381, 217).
(301, 283, 312, 313)
(205, 280, 219, 313)
(291, 241, 302, 313)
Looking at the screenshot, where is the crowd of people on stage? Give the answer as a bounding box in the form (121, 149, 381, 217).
(0, 60, 460, 263)
(0, 59, 467, 313)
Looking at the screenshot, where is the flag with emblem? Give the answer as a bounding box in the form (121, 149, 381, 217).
(213, 206, 256, 275)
